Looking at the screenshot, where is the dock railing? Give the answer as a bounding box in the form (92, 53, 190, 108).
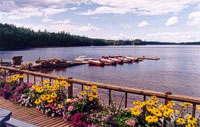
(0, 66, 200, 117)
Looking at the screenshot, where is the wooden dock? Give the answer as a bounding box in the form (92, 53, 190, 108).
(0, 97, 72, 127)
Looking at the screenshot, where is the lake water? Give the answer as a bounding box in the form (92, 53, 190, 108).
(1, 45, 200, 97)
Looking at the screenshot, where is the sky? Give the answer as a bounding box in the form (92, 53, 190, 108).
(0, 0, 200, 42)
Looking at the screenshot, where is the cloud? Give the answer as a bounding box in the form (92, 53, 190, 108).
(165, 16, 178, 26)
(42, 17, 53, 23)
(120, 24, 132, 29)
(77, 23, 101, 32)
(79, 6, 130, 15)
(69, 7, 79, 11)
(138, 21, 149, 27)
(146, 31, 200, 42)
(79, 0, 200, 15)
(188, 11, 200, 27)
(0, 0, 69, 20)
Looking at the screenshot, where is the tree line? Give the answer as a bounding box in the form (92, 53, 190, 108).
(0, 23, 143, 50)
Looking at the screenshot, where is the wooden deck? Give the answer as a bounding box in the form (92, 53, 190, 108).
(0, 97, 72, 127)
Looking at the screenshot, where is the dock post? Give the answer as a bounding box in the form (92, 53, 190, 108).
(68, 77, 73, 98)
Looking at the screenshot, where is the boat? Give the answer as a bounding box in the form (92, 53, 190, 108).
(108, 58, 123, 64)
(99, 58, 116, 65)
(117, 57, 132, 63)
(88, 60, 104, 67)
(74, 56, 97, 62)
(126, 56, 137, 62)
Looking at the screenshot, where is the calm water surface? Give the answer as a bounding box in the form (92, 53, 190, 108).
(1, 45, 200, 97)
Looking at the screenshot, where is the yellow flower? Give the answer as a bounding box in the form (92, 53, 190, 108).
(46, 94, 51, 100)
(50, 93, 57, 98)
(80, 91, 86, 96)
(188, 118, 197, 125)
(0, 69, 4, 73)
(174, 109, 179, 115)
(88, 92, 93, 97)
(186, 114, 192, 119)
(85, 86, 90, 90)
(184, 102, 193, 107)
(152, 109, 162, 117)
(40, 95, 46, 101)
(19, 74, 24, 79)
(58, 104, 62, 108)
(93, 94, 98, 99)
(197, 105, 200, 111)
(89, 96, 94, 101)
(130, 107, 141, 116)
(167, 101, 175, 108)
(34, 99, 41, 105)
(92, 88, 98, 93)
(176, 118, 186, 125)
(47, 99, 54, 103)
(180, 103, 187, 109)
(92, 85, 97, 89)
(36, 87, 44, 93)
(145, 116, 156, 123)
(66, 98, 71, 103)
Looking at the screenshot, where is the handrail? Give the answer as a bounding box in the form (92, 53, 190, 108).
(0, 66, 200, 116)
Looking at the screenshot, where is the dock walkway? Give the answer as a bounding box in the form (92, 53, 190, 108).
(0, 97, 71, 127)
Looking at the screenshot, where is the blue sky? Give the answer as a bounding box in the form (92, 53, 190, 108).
(0, 0, 200, 42)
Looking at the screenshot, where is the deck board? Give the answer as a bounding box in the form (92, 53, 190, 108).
(0, 97, 72, 127)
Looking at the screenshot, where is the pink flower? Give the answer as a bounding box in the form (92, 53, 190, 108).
(125, 120, 135, 126)
(68, 106, 74, 111)
(72, 98, 79, 103)
(79, 96, 83, 100)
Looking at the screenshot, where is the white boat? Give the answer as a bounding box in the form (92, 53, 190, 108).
(74, 56, 97, 62)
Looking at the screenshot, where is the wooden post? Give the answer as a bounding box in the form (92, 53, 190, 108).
(192, 103, 196, 117)
(41, 77, 43, 82)
(125, 92, 128, 108)
(34, 76, 36, 84)
(81, 84, 84, 91)
(27, 74, 29, 83)
(143, 95, 146, 101)
(68, 77, 73, 98)
(19, 73, 24, 84)
(109, 89, 111, 105)
(165, 91, 172, 105)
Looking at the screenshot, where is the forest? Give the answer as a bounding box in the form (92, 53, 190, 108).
(0, 23, 142, 50)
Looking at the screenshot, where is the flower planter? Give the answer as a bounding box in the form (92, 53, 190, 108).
(4, 92, 10, 100)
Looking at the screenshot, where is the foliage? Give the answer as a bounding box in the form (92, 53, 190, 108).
(0, 23, 140, 50)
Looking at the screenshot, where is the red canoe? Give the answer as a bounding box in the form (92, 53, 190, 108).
(99, 58, 116, 65)
(89, 60, 104, 67)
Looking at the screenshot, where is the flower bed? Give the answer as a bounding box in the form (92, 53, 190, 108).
(0, 70, 200, 127)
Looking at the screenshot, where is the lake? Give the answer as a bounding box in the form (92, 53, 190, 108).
(1, 45, 200, 97)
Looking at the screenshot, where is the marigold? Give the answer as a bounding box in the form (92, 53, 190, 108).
(40, 95, 46, 101)
(34, 99, 41, 105)
(50, 93, 57, 98)
(66, 98, 71, 103)
(176, 118, 186, 125)
(80, 91, 86, 96)
(47, 99, 53, 103)
(85, 86, 90, 90)
(89, 96, 94, 101)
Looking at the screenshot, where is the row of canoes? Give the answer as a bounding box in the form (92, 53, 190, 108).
(75, 56, 143, 67)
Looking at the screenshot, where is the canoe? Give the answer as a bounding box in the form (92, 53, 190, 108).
(108, 58, 123, 64)
(99, 58, 116, 65)
(89, 60, 104, 67)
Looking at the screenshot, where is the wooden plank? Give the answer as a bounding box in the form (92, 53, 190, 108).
(0, 97, 72, 127)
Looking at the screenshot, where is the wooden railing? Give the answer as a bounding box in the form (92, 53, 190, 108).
(0, 66, 200, 117)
